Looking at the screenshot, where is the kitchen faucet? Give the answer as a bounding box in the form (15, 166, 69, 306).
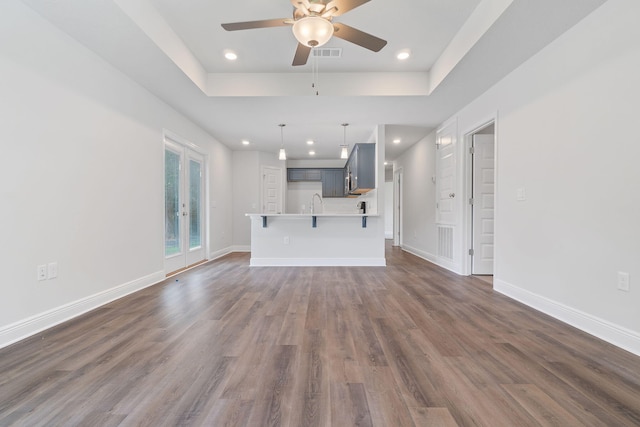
(310, 193, 323, 214)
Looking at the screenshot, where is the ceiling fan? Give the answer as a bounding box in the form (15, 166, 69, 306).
(221, 0, 387, 66)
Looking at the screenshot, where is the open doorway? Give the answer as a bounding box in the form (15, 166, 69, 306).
(467, 122, 495, 278)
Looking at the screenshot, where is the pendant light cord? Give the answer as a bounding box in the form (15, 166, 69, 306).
(280, 123, 284, 147)
(279, 123, 286, 160)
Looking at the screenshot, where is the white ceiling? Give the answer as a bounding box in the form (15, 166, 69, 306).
(21, 0, 607, 161)
(149, 0, 480, 73)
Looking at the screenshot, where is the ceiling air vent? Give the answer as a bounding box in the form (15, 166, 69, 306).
(312, 48, 342, 58)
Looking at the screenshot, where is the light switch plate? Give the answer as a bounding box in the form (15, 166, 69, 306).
(48, 262, 58, 279)
(618, 272, 630, 292)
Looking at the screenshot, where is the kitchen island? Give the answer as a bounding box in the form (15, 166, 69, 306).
(246, 213, 385, 267)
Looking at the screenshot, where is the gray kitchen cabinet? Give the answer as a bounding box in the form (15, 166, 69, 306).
(287, 168, 322, 182)
(321, 168, 345, 197)
(345, 143, 375, 195)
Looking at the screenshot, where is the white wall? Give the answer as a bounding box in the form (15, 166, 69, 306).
(0, 2, 233, 347)
(397, 0, 640, 354)
(384, 182, 393, 239)
(232, 151, 260, 249)
(209, 141, 234, 258)
(286, 181, 372, 214)
(394, 132, 438, 260)
(232, 151, 286, 248)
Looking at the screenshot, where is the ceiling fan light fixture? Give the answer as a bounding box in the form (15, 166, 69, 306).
(292, 16, 334, 48)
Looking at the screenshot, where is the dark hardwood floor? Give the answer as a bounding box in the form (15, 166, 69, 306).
(2, 244, 640, 426)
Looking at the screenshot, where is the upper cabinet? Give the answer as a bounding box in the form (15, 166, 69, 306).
(345, 143, 375, 195)
(287, 168, 322, 182)
(286, 143, 375, 198)
(321, 168, 345, 198)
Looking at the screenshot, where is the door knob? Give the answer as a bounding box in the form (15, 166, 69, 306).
(449, 193, 455, 198)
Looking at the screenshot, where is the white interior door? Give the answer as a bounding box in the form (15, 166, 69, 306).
(436, 127, 456, 225)
(262, 166, 282, 214)
(165, 140, 206, 274)
(472, 134, 495, 275)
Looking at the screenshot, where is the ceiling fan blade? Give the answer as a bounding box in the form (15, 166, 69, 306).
(332, 23, 387, 52)
(325, 0, 370, 16)
(221, 18, 291, 31)
(292, 43, 312, 66)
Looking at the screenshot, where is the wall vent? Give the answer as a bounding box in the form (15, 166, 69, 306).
(438, 226, 454, 260)
(312, 48, 342, 58)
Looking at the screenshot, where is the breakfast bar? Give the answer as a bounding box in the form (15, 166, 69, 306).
(246, 213, 385, 267)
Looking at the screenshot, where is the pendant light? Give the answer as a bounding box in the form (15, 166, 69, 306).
(278, 124, 287, 160)
(340, 123, 349, 159)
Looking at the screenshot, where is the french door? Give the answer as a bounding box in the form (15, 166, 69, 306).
(164, 139, 206, 274)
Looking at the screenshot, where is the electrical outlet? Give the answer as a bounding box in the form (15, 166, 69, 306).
(48, 262, 58, 279)
(283, 236, 290, 245)
(517, 187, 526, 201)
(37, 265, 47, 281)
(618, 272, 630, 292)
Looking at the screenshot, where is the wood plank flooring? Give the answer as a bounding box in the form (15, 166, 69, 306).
(2, 243, 640, 426)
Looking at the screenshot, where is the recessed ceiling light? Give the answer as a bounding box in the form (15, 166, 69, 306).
(224, 51, 238, 61)
(241, 140, 250, 145)
(397, 50, 411, 60)
(384, 162, 388, 165)
(307, 140, 314, 145)
(393, 138, 401, 144)
(309, 151, 316, 156)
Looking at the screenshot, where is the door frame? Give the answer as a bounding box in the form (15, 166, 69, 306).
(163, 129, 209, 275)
(462, 115, 498, 277)
(393, 167, 403, 247)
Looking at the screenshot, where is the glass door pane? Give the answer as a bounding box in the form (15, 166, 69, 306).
(165, 148, 181, 256)
(189, 159, 202, 250)
(165, 134, 206, 274)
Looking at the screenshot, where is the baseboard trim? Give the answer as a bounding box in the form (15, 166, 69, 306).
(401, 244, 462, 274)
(209, 246, 234, 260)
(495, 279, 640, 357)
(250, 257, 386, 267)
(231, 245, 251, 253)
(0, 270, 164, 350)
